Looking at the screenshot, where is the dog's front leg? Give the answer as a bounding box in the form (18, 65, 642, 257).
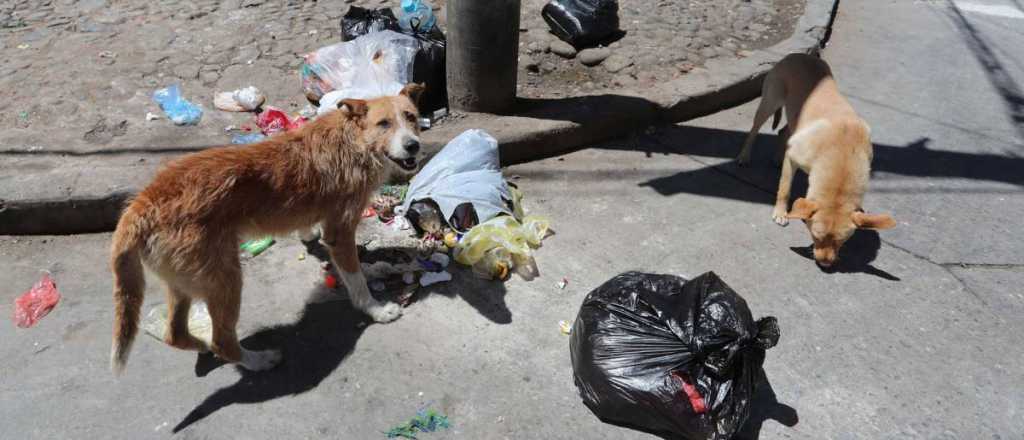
(773, 157, 797, 226)
(323, 219, 402, 323)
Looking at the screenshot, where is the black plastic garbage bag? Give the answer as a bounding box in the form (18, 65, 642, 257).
(542, 0, 620, 49)
(338, 7, 447, 113)
(570, 271, 780, 440)
(341, 6, 401, 41)
(408, 25, 447, 114)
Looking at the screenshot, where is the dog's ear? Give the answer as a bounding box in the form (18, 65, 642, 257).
(787, 198, 818, 220)
(338, 99, 368, 118)
(400, 83, 425, 104)
(852, 211, 896, 230)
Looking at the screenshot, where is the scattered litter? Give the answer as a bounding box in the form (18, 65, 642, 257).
(142, 301, 213, 346)
(396, 284, 419, 307)
(17, 43, 29, 49)
(13, 273, 60, 328)
(98, 50, 117, 58)
(443, 232, 459, 248)
(542, 0, 621, 49)
(385, 408, 450, 439)
(400, 130, 513, 231)
(255, 107, 307, 135)
(231, 133, 266, 144)
(325, 273, 338, 289)
(145, 112, 161, 121)
(557, 277, 568, 290)
(299, 103, 318, 119)
(363, 207, 378, 218)
(301, 30, 418, 105)
(559, 320, 572, 335)
(240, 237, 275, 257)
(455, 215, 549, 281)
(298, 253, 306, 261)
(213, 86, 266, 112)
(152, 84, 203, 125)
(418, 117, 431, 129)
(419, 271, 451, 287)
(570, 272, 780, 440)
(388, 216, 413, 232)
(429, 252, 450, 268)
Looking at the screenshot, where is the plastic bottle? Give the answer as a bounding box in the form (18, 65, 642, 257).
(399, 0, 436, 33)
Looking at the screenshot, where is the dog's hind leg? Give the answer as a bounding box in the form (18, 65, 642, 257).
(324, 217, 402, 323)
(738, 73, 785, 166)
(163, 283, 209, 352)
(204, 262, 281, 371)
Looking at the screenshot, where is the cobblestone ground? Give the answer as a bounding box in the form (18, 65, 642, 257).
(0, 0, 799, 152)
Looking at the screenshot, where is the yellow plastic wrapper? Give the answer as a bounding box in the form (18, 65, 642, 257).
(455, 215, 550, 280)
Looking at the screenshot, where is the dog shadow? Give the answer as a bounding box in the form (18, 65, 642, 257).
(173, 292, 369, 433)
(789, 229, 901, 281)
(734, 367, 800, 440)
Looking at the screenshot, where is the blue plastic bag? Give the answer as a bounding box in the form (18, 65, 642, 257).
(152, 85, 203, 125)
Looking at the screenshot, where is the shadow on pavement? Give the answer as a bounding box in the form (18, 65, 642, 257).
(173, 292, 369, 433)
(173, 243, 511, 433)
(789, 229, 901, 281)
(735, 367, 800, 440)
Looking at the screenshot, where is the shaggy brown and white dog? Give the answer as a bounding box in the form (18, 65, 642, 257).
(110, 84, 425, 374)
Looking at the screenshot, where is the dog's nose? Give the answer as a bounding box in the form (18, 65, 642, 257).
(403, 139, 420, 155)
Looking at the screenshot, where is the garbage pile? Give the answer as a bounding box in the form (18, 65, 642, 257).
(338, 129, 550, 304)
(149, 1, 448, 141)
(570, 271, 780, 440)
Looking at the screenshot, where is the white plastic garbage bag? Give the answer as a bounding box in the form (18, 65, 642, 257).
(400, 129, 512, 230)
(302, 30, 420, 114)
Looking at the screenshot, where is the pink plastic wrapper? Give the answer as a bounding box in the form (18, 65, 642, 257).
(13, 274, 60, 328)
(255, 107, 308, 136)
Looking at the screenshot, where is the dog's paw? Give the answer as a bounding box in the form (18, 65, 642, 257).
(772, 210, 790, 226)
(240, 349, 282, 372)
(368, 301, 402, 323)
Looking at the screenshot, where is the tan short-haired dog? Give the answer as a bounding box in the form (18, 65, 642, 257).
(110, 84, 425, 374)
(737, 54, 895, 267)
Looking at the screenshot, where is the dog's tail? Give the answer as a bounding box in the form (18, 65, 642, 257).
(771, 108, 782, 130)
(110, 203, 149, 376)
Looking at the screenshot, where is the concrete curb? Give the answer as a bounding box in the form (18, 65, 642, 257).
(0, 0, 838, 235)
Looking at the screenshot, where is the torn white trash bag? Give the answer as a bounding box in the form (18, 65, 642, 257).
(307, 30, 419, 116)
(400, 129, 512, 230)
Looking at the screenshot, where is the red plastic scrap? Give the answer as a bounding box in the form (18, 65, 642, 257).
(671, 371, 707, 414)
(13, 274, 61, 328)
(255, 107, 308, 135)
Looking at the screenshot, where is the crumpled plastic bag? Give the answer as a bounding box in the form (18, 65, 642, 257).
(570, 271, 780, 440)
(255, 107, 307, 135)
(454, 215, 550, 280)
(301, 30, 419, 104)
(542, 0, 620, 49)
(214, 86, 266, 112)
(153, 84, 203, 125)
(341, 6, 401, 42)
(400, 129, 512, 230)
(141, 301, 213, 346)
(13, 273, 61, 328)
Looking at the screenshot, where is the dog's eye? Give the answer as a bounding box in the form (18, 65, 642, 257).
(404, 112, 417, 123)
(377, 120, 391, 129)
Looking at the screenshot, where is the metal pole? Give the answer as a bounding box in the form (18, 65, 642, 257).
(446, 0, 521, 113)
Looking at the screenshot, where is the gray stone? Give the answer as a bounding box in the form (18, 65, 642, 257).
(603, 53, 632, 73)
(700, 47, 718, 59)
(540, 61, 556, 74)
(526, 41, 545, 54)
(578, 47, 611, 66)
(549, 40, 577, 58)
(172, 62, 201, 79)
(521, 55, 539, 73)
